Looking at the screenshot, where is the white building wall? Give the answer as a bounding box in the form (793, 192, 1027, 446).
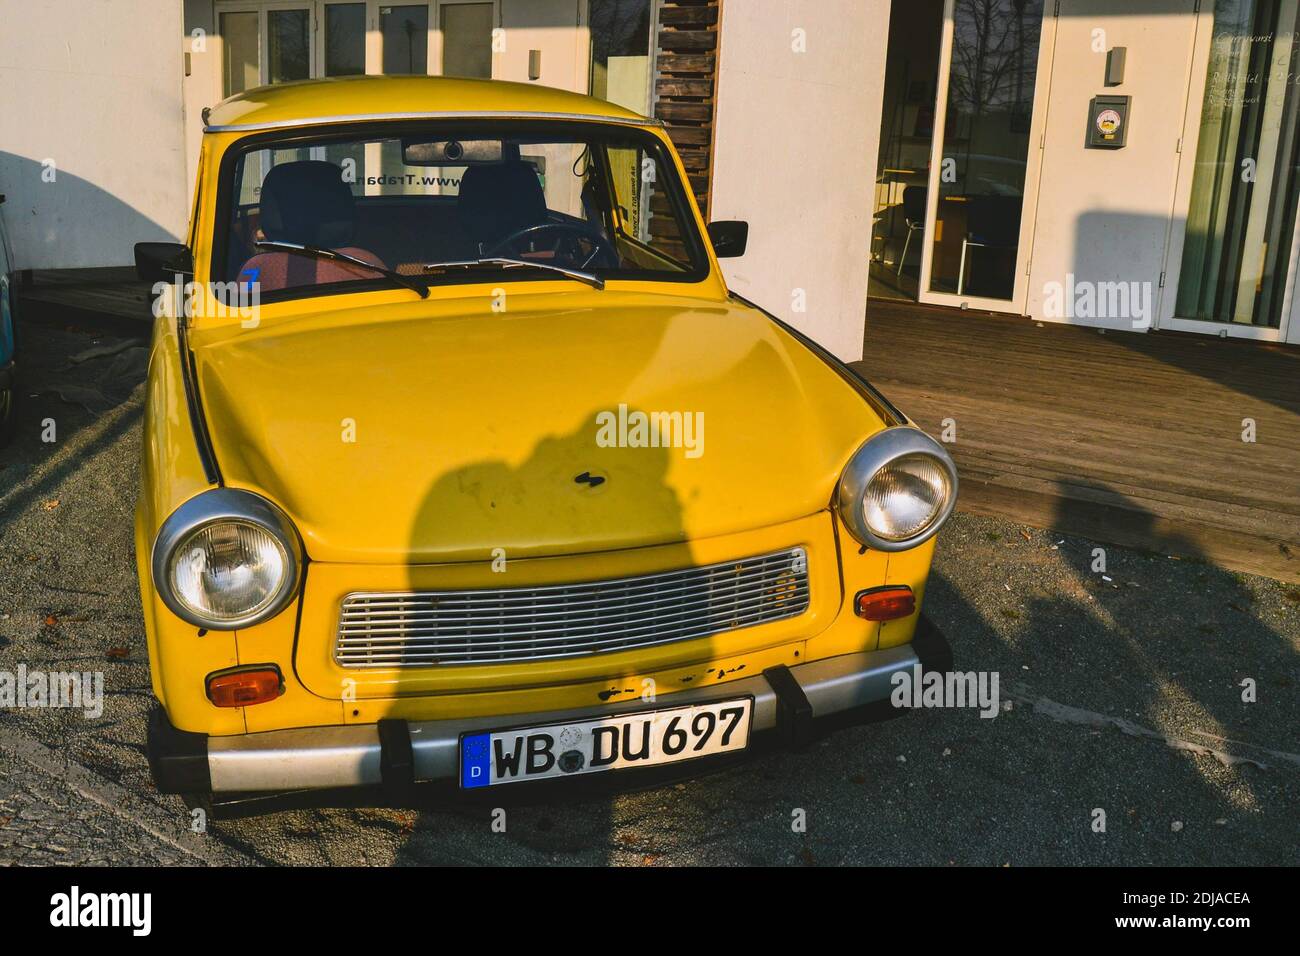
(0, 0, 189, 270)
(184, 1, 219, 210)
(709, 0, 890, 362)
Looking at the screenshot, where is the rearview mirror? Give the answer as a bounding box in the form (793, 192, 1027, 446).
(135, 242, 192, 283)
(402, 138, 504, 165)
(707, 220, 748, 258)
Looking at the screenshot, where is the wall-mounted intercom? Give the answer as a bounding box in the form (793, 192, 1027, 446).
(1087, 95, 1130, 149)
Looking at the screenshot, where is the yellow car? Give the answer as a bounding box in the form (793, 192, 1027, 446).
(134, 76, 956, 804)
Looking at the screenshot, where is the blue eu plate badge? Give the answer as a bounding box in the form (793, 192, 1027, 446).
(461, 733, 491, 789)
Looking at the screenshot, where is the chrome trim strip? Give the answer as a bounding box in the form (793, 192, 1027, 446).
(203, 646, 920, 791)
(204, 110, 663, 134)
(836, 426, 959, 553)
(208, 724, 381, 791)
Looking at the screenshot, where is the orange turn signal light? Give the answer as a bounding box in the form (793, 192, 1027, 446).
(205, 666, 284, 708)
(855, 586, 916, 621)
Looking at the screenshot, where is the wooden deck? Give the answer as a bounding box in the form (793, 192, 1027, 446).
(853, 299, 1300, 583)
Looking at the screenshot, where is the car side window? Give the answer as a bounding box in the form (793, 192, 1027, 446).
(604, 143, 693, 270)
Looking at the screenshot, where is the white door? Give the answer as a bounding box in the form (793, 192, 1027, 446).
(1027, 0, 1200, 332)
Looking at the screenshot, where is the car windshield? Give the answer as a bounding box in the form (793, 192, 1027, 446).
(216, 121, 709, 298)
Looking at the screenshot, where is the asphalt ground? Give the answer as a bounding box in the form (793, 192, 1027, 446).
(0, 314, 1297, 866)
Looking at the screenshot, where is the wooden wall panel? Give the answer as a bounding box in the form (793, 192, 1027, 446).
(651, 0, 722, 223)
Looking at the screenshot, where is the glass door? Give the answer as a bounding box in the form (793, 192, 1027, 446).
(381, 4, 432, 75)
(219, 3, 314, 95)
(375, 5, 434, 195)
(438, 2, 495, 78)
(316, 3, 368, 186)
(218, 4, 315, 200)
(216, 2, 507, 198)
(867, 0, 944, 302)
(267, 5, 312, 83)
(589, 0, 654, 115)
(1163, 0, 1300, 342)
(217, 2, 504, 88)
(219, 7, 262, 97)
(918, 0, 1050, 312)
(318, 1, 367, 76)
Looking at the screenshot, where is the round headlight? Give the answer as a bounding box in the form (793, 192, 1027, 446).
(837, 427, 957, 551)
(152, 489, 302, 629)
(170, 520, 288, 623)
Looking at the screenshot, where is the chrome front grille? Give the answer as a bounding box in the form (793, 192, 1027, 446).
(334, 547, 810, 668)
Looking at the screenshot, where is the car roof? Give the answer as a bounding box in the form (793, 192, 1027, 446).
(204, 75, 656, 133)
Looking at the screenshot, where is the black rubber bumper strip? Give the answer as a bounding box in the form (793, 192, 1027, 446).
(912, 614, 955, 674)
(146, 705, 212, 794)
(378, 718, 416, 799)
(762, 664, 814, 752)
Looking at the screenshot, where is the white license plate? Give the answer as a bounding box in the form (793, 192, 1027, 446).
(459, 698, 753, 788)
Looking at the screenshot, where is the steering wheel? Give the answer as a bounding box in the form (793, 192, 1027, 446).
(483, 221, 618, 270)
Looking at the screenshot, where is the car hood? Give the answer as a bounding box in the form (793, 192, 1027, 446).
(190, 290, 887, 563)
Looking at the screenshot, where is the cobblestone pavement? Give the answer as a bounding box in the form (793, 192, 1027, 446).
(0, 317, 1297, 866)
(0, 730, 250, 866)
(0, 741, 190, 866)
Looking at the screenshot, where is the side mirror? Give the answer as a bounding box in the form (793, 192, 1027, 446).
(135, 242, 192, 283)
(707, 220, 748, 259)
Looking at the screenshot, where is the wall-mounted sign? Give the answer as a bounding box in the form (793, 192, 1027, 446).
(1087, 95, 1130, 149)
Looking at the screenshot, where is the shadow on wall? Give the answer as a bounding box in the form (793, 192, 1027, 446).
(0, 152, 179, 270)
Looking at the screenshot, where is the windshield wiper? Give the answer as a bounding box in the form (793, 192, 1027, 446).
(420, 257, 605, 290)
(255, 240, 430, 299)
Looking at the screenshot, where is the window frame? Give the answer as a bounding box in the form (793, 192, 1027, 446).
(213, 1, 501, 86)
(211, 118, 712, 305)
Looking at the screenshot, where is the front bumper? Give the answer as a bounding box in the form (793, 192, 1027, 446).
(149, 616, 952, 795)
